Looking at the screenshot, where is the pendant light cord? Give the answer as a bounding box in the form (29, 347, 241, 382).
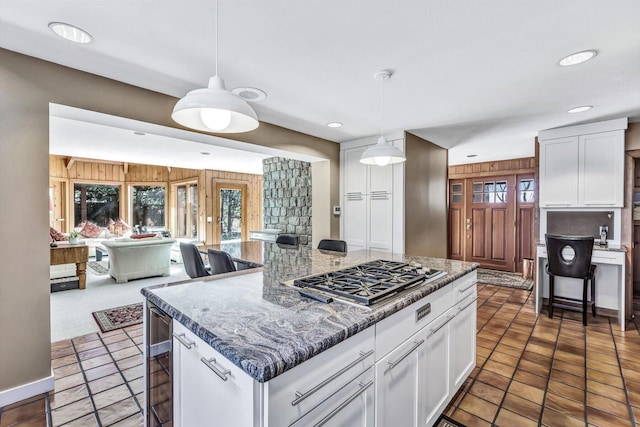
(215, 0, 219, 76)
(380, 75, 385, 138)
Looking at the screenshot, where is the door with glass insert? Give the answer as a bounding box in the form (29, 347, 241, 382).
(216, 183, 246, 243)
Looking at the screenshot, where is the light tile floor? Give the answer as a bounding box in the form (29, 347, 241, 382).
(3, 284, 640, 426)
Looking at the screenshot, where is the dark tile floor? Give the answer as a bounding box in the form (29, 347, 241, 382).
(2, 284, 640, 426)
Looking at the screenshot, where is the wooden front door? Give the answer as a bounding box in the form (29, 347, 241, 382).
(463, 176, 516, 271)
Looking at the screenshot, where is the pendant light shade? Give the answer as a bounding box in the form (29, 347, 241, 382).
(360, 136, 406, 166)
(172, 76, 259, 133)
(360, 70, 406, 166)
(172, 0, 259, 134)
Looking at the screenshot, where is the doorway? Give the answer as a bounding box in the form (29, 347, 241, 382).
(449, 174, 535, 272)
(216, 183, 247, 243)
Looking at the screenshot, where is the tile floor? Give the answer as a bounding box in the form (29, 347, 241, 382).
(2, 283, 640, 426)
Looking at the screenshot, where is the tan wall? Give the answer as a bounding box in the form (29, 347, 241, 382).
(49, 155, 262, 244)
(0, 47, 338, 396)
(404, 132, 448, 257)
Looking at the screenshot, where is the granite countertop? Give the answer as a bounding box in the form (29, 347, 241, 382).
(142, 243, 478, 383)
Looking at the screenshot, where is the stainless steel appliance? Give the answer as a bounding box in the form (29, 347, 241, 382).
(145, 301, 173, 427)
(290, 259, 446, 308)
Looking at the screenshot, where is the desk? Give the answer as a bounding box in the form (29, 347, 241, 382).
(50, 243, 89, 289)
(535, 243, 627, 330)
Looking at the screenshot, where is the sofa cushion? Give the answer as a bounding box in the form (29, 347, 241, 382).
(50, 226, 68, 241)
(113, 219, 131, 234)
(79, 222, 104, 238)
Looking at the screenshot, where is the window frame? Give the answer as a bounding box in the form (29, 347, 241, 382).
(127, 182, 167, 231)
(70, 180, 124, 228)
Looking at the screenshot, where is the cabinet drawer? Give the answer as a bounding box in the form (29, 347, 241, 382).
(266, 327, 374, 426)
(375, 285, 452, 360)
(452, 271, 477, 303)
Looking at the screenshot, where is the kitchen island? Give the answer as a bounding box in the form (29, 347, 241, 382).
(143, 242, 478, 427)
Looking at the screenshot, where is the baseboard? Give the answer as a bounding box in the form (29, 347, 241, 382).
(0, 372, 54, 407)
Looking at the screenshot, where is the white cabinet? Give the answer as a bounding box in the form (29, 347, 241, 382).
(341, 142, 402, 253)
(343, 195, 367, 251)
(451, 294, 477, 391)
(375, 333, 423, 426)
(422, 310, 454, 426)
(265, 327, 374, 427)
(539, 123, 626, 208)
(172, 321, 256, 427)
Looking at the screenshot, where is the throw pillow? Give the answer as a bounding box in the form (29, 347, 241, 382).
(49, 226, 68, 241)
(79, 222, 103, 238)
(113, 219, 131, 233)
(130, 233, 157, 239)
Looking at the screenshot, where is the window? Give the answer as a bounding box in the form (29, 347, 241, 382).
(519, 179, 535, 203)
(176, 182, 198, 239)
(74, 183, 120, 227)
(451, 183, 463, 203)
(130, 185, 166, 231)
(472, 180, 507, 204)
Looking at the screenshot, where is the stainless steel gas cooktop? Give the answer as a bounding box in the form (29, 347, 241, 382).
(287, 259, 446, 308)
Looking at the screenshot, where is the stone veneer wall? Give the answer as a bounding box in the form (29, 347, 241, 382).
(263, 157, 312, 246)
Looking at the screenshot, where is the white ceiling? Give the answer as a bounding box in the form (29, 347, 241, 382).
(49, 104, 324, 175)
(2, 0, 640, 165)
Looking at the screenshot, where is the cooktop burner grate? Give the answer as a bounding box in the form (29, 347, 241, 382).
(292, 259, 446, 307)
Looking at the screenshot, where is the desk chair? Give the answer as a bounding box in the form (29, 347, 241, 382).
(545, 234, 597, 325)
(317, 239, 347, 253)
(180, 242, 211, 279)
(207, 249, 237, 275)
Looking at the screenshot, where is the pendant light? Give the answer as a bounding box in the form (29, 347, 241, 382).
(360, 70, 406, 166)
(172, 0, 259, 133)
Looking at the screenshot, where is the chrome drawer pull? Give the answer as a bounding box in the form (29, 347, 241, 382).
(291, 350, 374, 406)
(458, 281, 477, 293)
(313, 380, 374, 427)
(458, 297, 478, 312)
(172, 333, 195, 349)
(200, 357, 231, 381)
(428, 315, 455, 337)
(346, 192, 362, 196)
(370, 190, 388, 194)
(386, 340, 424, 371)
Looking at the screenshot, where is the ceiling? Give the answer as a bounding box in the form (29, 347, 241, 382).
(2, 0, 640, 165)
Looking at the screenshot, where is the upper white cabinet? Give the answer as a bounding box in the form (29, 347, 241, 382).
(538, 118, 627, 208)
(344, 147, 368, 195)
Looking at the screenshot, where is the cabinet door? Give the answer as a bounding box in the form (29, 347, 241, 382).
(173, 322, 255, 427)
(368, 194, 393, 251)
(580, 131, 625, 207)
(344, 147, 368, 196)
(451, 295, 477, 391)
(343, 196, 367, 251)
(291, 368, 374, 427)
(368, 161, 393, 194)
(539, 137, 579, 207)
(375, 336, 423, 426)
(421, 311, 454, 426)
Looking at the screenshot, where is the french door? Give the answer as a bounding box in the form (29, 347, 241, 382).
(216, 183, 247, 243)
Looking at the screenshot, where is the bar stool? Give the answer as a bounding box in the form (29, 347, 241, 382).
(545, 234, 597, 325)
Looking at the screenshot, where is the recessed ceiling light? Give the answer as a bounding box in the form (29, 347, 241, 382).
(231, 87, 267, 102)
(327, 122, 343, 128)
(132, 131, 146, 136)
(467, 154, 478, 158)
(559, 50, 597, 66)
(200, 152, 211, 156)
(568, 105, 593, 113)
(48, 22, 93, 44)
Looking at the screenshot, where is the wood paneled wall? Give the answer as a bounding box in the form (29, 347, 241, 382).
(449, 157, 536, 179)
(49, 155, 262, 245)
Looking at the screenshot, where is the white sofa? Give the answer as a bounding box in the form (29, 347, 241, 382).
(101, 237, 176, 283)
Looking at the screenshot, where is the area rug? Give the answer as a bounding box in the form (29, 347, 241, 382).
(435, 414, 466, 427)
(92, 303, 143, 333)
(87, 260, 109, 275)
(478, 268, 533, 291)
